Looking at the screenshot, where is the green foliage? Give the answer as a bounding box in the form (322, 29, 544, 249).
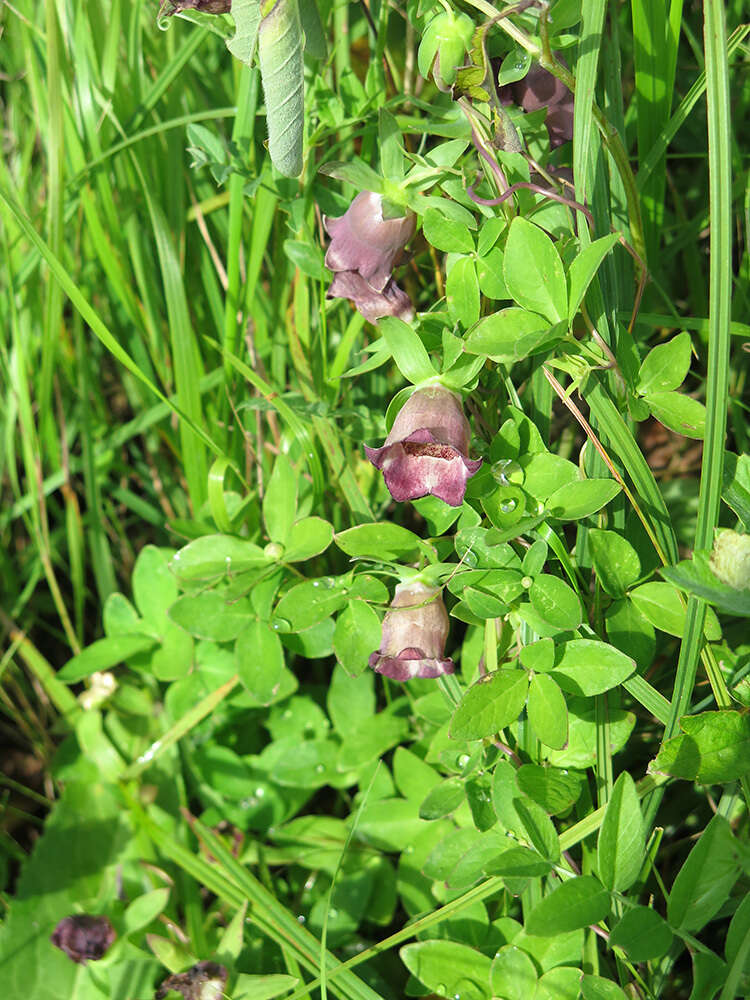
(3, 1, 749, 998)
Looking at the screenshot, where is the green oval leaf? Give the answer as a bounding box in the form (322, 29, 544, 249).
(597, 772, 644, 891)
(526, 674, 569, 750)
(503, 217, 567, 324)
(610, 907, 673, 962)
(551, 639, 635, 697)
(401, 940, 492, 1000)
(546, 478, 622, 520)
(236, 619, 284, 702)
(525, 875, 610, 936)
(450, 669, 529, 740)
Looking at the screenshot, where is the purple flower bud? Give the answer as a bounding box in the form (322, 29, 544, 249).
(51, 914, 116, 964)
(324, 191, 416, 292)
(369, 581, 454, 681)
(499, 62, 574, 149)
(365, 386, 482, 507)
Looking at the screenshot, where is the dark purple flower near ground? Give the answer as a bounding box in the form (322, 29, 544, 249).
(369, 580, 454, 681)
(323, 191, 416, 322)
(365, 386, 481, 507)
(156, 961, 228, 1000)
(499, 62, 574, 149)
(51, 914, 116, 964)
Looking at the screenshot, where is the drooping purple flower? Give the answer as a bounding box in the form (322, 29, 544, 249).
(51, 914, 116, 964)
(369, 581, 454, 681)
(365, 386, 482, 507)
(499, 62, 574, 149)
(327, 270, 414, 323)
(323, 191, 416, 322)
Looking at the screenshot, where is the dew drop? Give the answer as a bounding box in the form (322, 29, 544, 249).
(328, 907, 338, 919)
(458, 753, 471, 768)
(255, 786, 266, 798)
(272, 617, 292, 633)
(315, 763, 325, 773)
(436, 985, 447, 996)
(297, 914, 306, 924)
(491, 458, 522, 486)
(312, 580, 320, 588)
(500, 498, 517, 514)
(521, 575, 533, 589)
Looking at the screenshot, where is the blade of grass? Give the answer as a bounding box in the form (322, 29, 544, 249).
(0, 610, 80, 723)
(121, 676, 240, 780)
(645, 0, 738, 828)
(0, 186, 230, 473)
(7, 369, 224, 522)
(210, 339, 326, 500)
(637, 23, 749, 189)
(40, 0, 65, 467)
(223, 65, 259, 386)
(631, 0, 683, 259)
(178, 815, 384, 1000)
(572, 0, 605, 232)
(142, 189, 208, 510)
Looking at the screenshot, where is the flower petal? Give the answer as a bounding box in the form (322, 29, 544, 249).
(328, 271, 414, 323)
